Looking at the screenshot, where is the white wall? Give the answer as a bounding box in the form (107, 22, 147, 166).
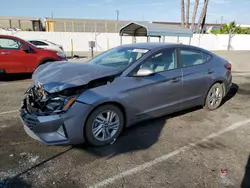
(1, 30, 250, 54)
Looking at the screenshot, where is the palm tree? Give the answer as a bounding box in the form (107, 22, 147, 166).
(185, 0, 190, 28)
(191, 0, 199, 31)
(180, 0, 185, 27)
(197, 0, 209, 33)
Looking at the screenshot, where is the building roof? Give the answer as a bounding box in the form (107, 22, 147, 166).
(119, 21, 193, 37)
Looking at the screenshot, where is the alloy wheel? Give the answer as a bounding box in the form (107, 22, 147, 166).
(92, 110, 120, 141)
(209, 86, 222, 107)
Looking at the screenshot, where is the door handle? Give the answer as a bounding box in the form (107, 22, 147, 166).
(206, 69, 214, 74)
(169, 77, 181, 83)
(1, 52, 11, 55)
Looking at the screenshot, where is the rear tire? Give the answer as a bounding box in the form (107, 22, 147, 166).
(85, 104, 124, 146)
(0, 70, 5, 80)
(204, 83, 224, 110)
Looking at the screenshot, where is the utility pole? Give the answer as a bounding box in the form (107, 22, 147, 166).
(116, 10, 119, 21)
(51, 12, 54, 18)
(221, 16, 223, 25)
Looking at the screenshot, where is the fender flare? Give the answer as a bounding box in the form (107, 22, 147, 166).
(37, 58, 57, 67)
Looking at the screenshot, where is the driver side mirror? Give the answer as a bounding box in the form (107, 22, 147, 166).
(134, 67, 155, 77)
(20, 45, 29, 52)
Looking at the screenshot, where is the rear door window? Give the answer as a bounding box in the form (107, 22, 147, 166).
(180, 48, 211, 68)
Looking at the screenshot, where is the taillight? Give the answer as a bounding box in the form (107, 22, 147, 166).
(224, 63, 232, 71)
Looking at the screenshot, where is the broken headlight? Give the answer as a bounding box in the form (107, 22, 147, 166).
(46, 96, 76, 114)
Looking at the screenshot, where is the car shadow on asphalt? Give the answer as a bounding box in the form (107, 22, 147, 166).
(0, 73, 32, 81)
(221, 83, 239, 105)
(75, 83, 239, 158)
(241, 155, 250, 188)
(0, 177, 31, 188)
(74, 106, 203, 158)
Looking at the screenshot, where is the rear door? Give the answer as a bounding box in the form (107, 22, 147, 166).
(0, 37, 25, 73)
(178, 47, 212, 108)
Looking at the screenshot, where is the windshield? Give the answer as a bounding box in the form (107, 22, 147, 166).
(88, 46, 149, 70)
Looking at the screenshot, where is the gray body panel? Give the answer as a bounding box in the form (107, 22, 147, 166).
(32, 61, 120, 93)
(20, 42, 232, 145)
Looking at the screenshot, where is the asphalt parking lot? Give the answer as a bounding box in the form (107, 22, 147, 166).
(0, 51, 250, 188)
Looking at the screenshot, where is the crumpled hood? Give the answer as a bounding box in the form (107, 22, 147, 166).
(32, 61, 120, 93)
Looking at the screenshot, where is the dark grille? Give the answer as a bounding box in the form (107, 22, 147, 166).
(26, 120, 38, 130)
(23, 115, 39, 130)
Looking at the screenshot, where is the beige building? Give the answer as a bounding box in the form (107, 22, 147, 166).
(0, 16, 44, 31)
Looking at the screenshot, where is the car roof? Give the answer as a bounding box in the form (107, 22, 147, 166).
(118, 42, 214, 55)
(0, 34, 19, 39)
(27, 39, 47, 42)
(118, 42, 197, 50)
(119, 42, 175, 49)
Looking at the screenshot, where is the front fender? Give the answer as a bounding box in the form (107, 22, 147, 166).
(77, 89, 111, 105)
(76, 87, 129, 106)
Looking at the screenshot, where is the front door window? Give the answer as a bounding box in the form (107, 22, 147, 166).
(0, 38, 21, 50)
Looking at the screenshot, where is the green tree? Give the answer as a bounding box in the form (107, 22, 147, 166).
(211, 21, 250, 34)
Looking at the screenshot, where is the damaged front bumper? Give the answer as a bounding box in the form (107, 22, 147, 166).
(19, 95, 94, 145)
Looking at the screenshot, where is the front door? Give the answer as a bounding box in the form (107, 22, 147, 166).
(122, 48, 183, 121)
(0, 37, 39, 73)
(0, 37, 25, 73)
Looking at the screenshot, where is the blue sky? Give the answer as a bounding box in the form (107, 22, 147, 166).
(2, 0, 250, 24)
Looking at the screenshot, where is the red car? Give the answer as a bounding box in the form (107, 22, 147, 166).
(0, 35, 67, 74)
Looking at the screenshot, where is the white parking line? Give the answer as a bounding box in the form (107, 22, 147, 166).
(0, 110, 18, 116)
(89, 119, 250, 188)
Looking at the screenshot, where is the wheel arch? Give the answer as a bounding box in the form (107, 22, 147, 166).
(38, 58, 57, 67)
(204, 80, 226, 106)
(83, 101, 127, 136)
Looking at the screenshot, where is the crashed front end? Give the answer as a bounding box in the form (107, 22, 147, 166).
(19, 83, 93, 145)
(22, 83, 78, 116)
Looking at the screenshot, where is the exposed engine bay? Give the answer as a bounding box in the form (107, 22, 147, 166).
(22, 75, 116, 116)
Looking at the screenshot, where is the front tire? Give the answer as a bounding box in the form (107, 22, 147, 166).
(85, 104, 124, 146)
(204, 83, 224, 110)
